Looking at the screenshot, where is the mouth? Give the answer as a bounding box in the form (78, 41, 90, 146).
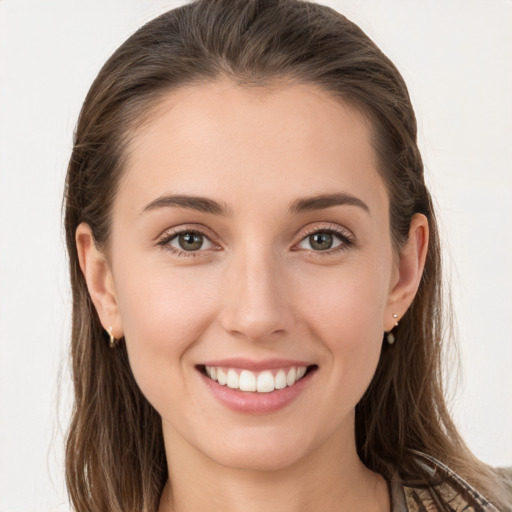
(197, 364, 318, 393)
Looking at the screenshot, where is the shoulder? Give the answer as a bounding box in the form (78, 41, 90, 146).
(390, 452, 509, 512)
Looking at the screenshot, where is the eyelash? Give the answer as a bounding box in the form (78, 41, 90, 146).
(157, 226, 218, 258)
(298, 226, 355, 256)
(157, 224, 355, 258)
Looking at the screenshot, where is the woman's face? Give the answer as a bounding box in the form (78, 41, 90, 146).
(87, 80, 421, 471)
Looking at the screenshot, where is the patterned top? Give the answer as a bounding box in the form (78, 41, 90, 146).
(390, 452, 511, 512)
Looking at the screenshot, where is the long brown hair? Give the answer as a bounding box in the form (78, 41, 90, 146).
(64, 1, 510, 510)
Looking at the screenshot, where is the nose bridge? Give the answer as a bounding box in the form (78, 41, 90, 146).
(220, 241, 292, 341)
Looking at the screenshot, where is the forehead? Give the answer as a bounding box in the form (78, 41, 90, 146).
(118, 79, 387, 218)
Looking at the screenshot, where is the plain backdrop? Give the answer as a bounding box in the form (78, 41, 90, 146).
(0, 1, 511, 511)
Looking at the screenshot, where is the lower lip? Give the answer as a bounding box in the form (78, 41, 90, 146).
(199, 368, 315, 414)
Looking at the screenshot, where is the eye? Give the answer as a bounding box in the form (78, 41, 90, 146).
(159, 229, 215, 254)
(296, 227, 353, 252)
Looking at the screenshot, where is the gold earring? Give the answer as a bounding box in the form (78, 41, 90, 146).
(386, 314, 399, 345)
(107, 326, 117, 349)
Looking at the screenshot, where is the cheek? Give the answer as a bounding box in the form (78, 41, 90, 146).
(112, 263, 219, 395)
(297, 260, 390, 394)
(116, 261, 217, 341)
(298, 259, 390, 341)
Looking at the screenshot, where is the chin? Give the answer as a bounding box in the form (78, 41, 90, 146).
(201, 428, 316, 473)
(211, 448, 304, 473)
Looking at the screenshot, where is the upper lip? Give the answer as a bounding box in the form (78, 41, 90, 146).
(198, 358, 315, 371)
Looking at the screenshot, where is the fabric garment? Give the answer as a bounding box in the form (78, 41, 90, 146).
(390, 452, 510, 512)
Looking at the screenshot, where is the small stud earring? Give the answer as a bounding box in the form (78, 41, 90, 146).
(107, 326, 117, 349)
(386, 314, 399, 345)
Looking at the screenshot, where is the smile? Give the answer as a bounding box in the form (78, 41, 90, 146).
(204, 366, 308, 393)
(197, 360, 318, 413)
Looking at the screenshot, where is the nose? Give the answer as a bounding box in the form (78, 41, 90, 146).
(218, 246, 294, 342)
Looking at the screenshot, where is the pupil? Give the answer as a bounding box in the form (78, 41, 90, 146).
(311, 232, 332, 250)
(179, 232, 202, 251)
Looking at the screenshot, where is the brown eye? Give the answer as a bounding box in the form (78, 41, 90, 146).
(179, 232, 203, 251)
(296, 228, 351, 253)
(309, 232, 334, 251)
(169, 231, 213, 252)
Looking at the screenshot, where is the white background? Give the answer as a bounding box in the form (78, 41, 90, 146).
(0, 1, 511, 510)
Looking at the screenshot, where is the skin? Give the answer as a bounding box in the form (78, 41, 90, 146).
(77, 80, 428, 512)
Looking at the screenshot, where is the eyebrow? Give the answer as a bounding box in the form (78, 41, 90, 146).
(289, 193, 370, 215)
(142, 195, 233, 216)
(141, 192, 369, 216)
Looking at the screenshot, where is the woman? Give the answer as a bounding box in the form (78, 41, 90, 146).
(63, 0, 512, 510)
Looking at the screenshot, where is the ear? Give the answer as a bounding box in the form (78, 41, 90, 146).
(384, 213, 429, 331)
(75, 222, 123, 338)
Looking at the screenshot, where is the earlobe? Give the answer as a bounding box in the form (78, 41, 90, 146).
(385, 213, 429, 331)
(75, 222, 123, 338)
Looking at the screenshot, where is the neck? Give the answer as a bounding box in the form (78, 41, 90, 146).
(158, 425, 390, 512)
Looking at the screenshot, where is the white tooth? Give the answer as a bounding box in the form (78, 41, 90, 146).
(210, 367, 217, 380)
(227, 369, 239, 389)
(274, 370, 287, 389)
(296, 366, 307, 380)
(239, 370, 257, 392)
(217, 368, 227, 385)
(286, 367, 297, 386)
(257, 371, 275, 393)
(205, 366, 212, 378)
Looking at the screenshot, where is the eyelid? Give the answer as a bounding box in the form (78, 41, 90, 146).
(156, 222, 355, 258)
(157, 224, 221, 257)
(293, 223, 356, 253)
